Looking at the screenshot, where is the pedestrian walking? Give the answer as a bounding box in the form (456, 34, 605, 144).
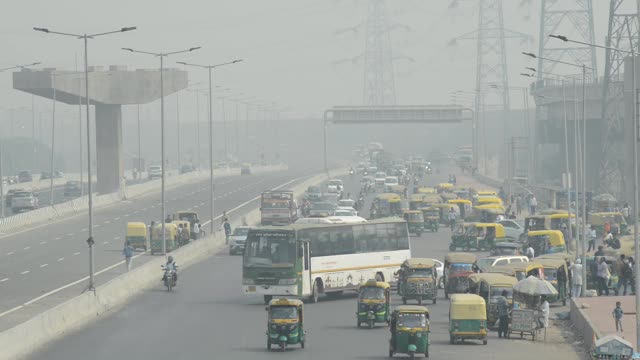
(496, 290, 510, 338)
(622, 203, 631, 224)
(193, 221, 200, 239)
(597, 257, 611, 296)
(530, 195, 538, 215)
(537, 296, 549, 335)
(448, 208, 458, 231)
(123, 240, 134, 272)
(612, 301, 624, 332)
(525, 244, 535, 260)
(587, 225, 597, 253)
(569, 259, 583, 297)
(617, 255, 632, 296)
(223, 219, 232, 244)
(516, 195, 522, 215)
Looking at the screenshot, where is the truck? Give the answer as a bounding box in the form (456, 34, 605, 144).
(260, 190, 297, 226)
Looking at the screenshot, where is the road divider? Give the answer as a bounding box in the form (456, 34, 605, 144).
(0, 164, 287, 237)
(0, 168, 344, 360)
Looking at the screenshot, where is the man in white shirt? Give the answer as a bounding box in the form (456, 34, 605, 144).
(538, 296, 550, 329)
(526, 245, 535, 260)
(569, 259, 583, 297)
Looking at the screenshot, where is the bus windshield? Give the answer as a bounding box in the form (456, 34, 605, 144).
(359, 287, 385, 300)
(244, 231, 296, 267)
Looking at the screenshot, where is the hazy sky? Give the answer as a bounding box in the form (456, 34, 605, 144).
(0, 0, 630, 119)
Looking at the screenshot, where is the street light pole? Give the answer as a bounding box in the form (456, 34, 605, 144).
(35, 26, 136, 291)
(176, 60, 243, 235)
(50, 72, 57, 207)
(123, 46, 201, 256)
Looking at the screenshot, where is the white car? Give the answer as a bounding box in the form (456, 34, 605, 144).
(229, 227, 250, 255)
(384, 176, 399, 186)
(477, 255, 529, 271)
(148, 165, 162, 180)
(327, 179, 343, 194)
(423, 258, 445, 288)
(338, 199, 356, 208)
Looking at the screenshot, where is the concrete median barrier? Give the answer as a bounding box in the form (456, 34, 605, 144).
(0, 164, 287, 235)
(0, 167, 337, 360)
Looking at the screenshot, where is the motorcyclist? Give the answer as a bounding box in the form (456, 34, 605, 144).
(162, 255, 178, 283)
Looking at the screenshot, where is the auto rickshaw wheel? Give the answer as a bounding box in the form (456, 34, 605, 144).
(432, 297, 436, 304)
(388, 348, 394, 358)
(425, 348, 429, 358)
(483, 339, 487, 345)
(301, 341, 305, 349)
(449, 335, 454, 344)
(409, 352, 415, 360)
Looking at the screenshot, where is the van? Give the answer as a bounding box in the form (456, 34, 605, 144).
(477, 256, 528, 270)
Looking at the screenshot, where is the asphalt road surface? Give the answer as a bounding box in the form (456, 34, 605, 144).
(0, 167, 316, 331)
(31, 166, 580, 360)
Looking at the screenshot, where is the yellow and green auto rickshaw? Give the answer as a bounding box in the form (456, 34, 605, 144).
(476, 190, 498, 198)
(375, 193, 404, 217)
(389, 305, 430, 359)
(449, 223, 506, 251)
(523, 215, 551, 232)
(403, 210, 425, 236)
(440, 193, 458, 202)
(449, 294, 488, 345)
(486, 262, 544, 281)
(433, 203, 459, 224)
(409, 194, 426, 210)
(437, 182, 454, 193)
(590, 212, 629, 236)
(417, 187, 436, 195)
(421, 194, 443, 208)
(266, 298, 306, 351)
(126, 222, 148, 251)
(422, 207, 440, 232)
(150, 222, 178, 255)
(357, 280, 391, 329)
(451, 186, 470, 200)
(532, 257, 569, 305)
(526, 230, 567, 256)
(468, 273, 517, 328)
(444, 252, 478, 298)
(475, 196, 503, 207)
(398, 258, 438, 305)
(448, 199, 472, 220)
(171, 210, 200, 239)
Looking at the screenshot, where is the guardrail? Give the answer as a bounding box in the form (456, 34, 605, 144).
(0, 164, 287, 235)
(0, 167, 339, 360)
(570, 298, 601, 354)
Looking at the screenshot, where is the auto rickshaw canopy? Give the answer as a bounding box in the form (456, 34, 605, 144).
(404, 210, 424, 221)
(268, 298, 304, 307)
(394, 305, 430, 315)
(360, 279, 390, 290)
(410, 194, 426, 202)
(531, 257, 567, 271)
(403, 258, 437, 269)
(473, 204, 506, 214)
(126, 222, 147, 237)
(473, 223, 506, 238)
(173, 211, 199, 222)
(417, 187, 436, 194)
(535, 252, 575, 263)
(528, 230, 565, 248)
(477, 191, 497, 197)
(449, 199, 472, 206)
(445, 252, 477, 264)
(438, 183, 454, 190)
(449, 294, 487, 320)
(476, 197, 503, 205)
(376, 193, 403, 203)
(468, 273, 518, 287)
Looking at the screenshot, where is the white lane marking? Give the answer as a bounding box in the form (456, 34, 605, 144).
(124, 214, 130, 217)
(157, 203, 161, 206)
(66, 233, 74, 236)
(40, 264, 48, 268)
(0, 278, 8, 282)
(104, 220, 110, 224)
(187, 207, 192, 211)
(114, 236, 121, 240)
(142, 208, 147, 211)
(40, 241, 47, 245)
(55, 237, 61, 240)
(81, 228, 88, 232)
(20, 270, 30, 275)
(94, 224, 100, 228)
(114, 217, 120, 221)
(57, 258, 64, 262)
(133, 211, 139, 214)
(6, 252, 14, 256)
(194, 205, 199, 209)
(0, 305, 23, 317)
(102, 241, 109, 245)
(23, 246, 31, 250)
(72, 252, 80, 256)
(200, 202, 205, 206)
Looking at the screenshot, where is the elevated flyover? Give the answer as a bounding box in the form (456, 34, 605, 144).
(322, 105, 474, 171)
(13, 66, 187, 194)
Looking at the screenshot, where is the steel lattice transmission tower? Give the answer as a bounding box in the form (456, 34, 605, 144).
(537, 0, 598, 81)
(363, 0, 396, 105)
(599, 0, 639, 194)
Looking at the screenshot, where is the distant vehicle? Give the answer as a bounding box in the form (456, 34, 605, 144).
(338, 199, 356, 208)
(374, 172, 387, 188)
(148, 165, 162, 180)
(327, 179, 343, 194)
(260, 190, 297, 225)
(308, 202, 337, 217)
(384, 176, 399, 186)
(213, 162, 228, 169)
(11, 190, 38, 213)
(40, 170, 64, 180)
(304, 186, 323, 202)
(335, 208, 357, 217)
(180, 164, 195, 174)
(18, 171, 32, 183)
(240, 164, 252, 175)
(477, 255, 529, 271)
(229, 226, 250, 255)
(64, 181, 82, 197)
(5, 189, 25, 208)
(498, 219, 526, 242)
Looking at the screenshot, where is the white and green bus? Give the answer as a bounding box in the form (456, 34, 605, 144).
(242, 218, 411, 303)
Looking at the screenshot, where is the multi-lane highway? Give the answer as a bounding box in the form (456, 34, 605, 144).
(0, 167, 317, 331)
(30, 167, 581, 360)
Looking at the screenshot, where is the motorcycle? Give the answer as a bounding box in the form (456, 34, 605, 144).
(161, 265, 178, 291)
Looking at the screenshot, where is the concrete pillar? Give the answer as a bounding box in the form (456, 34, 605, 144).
(95, 104, 123, 194)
